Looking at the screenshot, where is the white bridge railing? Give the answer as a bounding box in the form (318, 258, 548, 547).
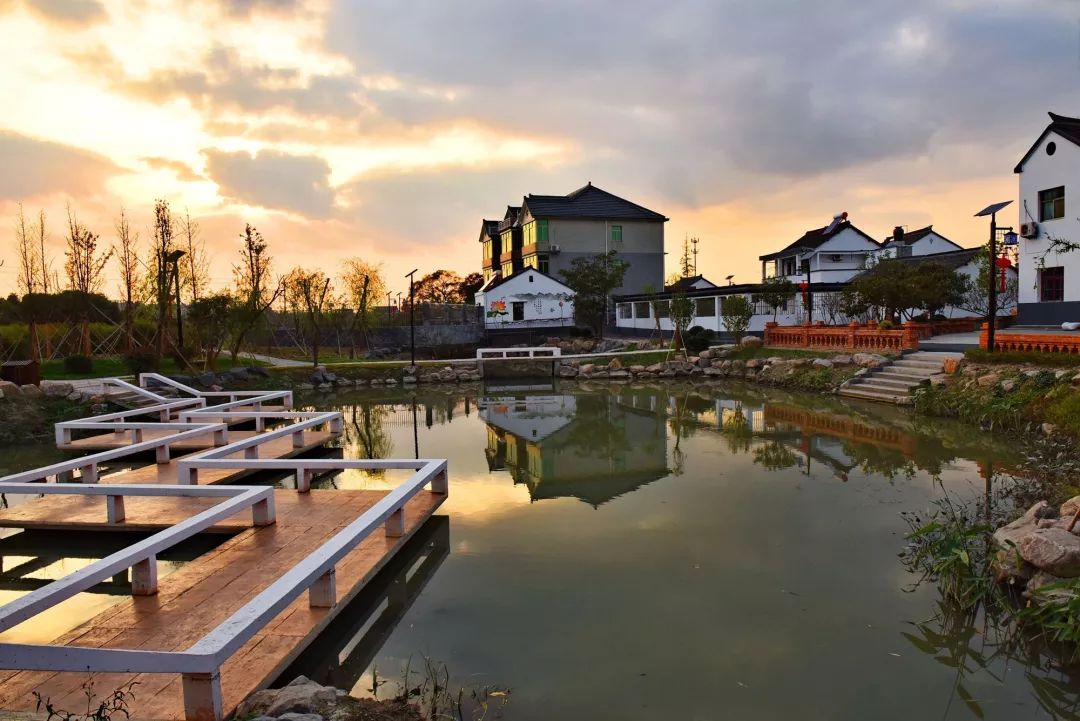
(0, 372, 450, 721)
(476, 346, 561, 361)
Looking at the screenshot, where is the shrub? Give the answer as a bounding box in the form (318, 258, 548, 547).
(568, 326, 593, 338)
(878, 320, 895, 330)
(62, 354, 93, 374)
(684, 326, 715, 354)
(124, 349, 159, 375)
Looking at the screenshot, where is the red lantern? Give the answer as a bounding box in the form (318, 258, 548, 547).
(995, 256, 1013, 292)
(798, 280, 809, 303)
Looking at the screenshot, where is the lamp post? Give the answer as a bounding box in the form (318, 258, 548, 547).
(974, 201, 1014, 354)
(405, 269, 418, 366)
(166, 249, 187, 352)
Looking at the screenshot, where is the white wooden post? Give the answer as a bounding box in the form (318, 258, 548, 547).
(57, 427, 72, 445)
(182, 671, 223, 721)
(79, 464, 98, 483)
(213, 428, 227, 446)
(292, 429, 304, 448)
(385, 507, 405, 537)
(160, 409, 170, 422)
(431, 468, 448, 495)
(132, 428, 144, 443)
(295, 468, 312, 493)
(244, 446, 258, 460)
(309, 567, 336, 608)
(330, 415, 343, 434)
(252, 495, 275, 526)
(132, 556, 158, 595)
(156, 444, 170, 464)
(57, 469, 74, 483)
(255, 416, 265, 432)
(106, 495, 125, 524)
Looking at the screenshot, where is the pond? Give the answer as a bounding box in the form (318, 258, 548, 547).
(275, 382, 1080, 721)
(1, 382, 1077, 719)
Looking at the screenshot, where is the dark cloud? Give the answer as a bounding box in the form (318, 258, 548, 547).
(141, 156, 205, 182)
(22, 0, 105, 24)
(0, 131, 119, 200)
(203, 148, 334, 217)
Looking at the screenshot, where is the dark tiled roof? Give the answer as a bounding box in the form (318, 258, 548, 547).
(665, 275, 716, 292)
(883, 225, 962, 250)
(856, 247, 980, 277)
(479, 266, 573, 294)
(498, 206, 521, 232)
(758, 221, 880, 261)
(1015, 112, 1080, 173)
(478, 219, 499, 243)
(522, 182, 667, 222)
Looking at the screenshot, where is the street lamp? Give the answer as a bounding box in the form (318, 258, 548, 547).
(165, 249, 187, 352)
(974, 201, 1014, 354)
(405, 269, 418, 366)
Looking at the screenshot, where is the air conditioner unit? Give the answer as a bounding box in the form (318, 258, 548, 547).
(1020, 222, 1039, 239)
(550, 244, 561, 254)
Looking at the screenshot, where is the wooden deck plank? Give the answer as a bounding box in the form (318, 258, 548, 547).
(0, 490, 445, 720)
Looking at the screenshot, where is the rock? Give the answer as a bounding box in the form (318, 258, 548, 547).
(929, 374, 947, 387)
(831, 354, 853, 366)
(1024, 570, 1072, 601)
(994, 501, 1047, 549)
(402, 375, 417, 384)
(698, 350, 713, 360)
(739, 336, 763, 349)
(278, 714, 324, 721)
(629, 365, 645, 373)
(942, 357, 962, 375)
(249, 365, 270, 377)
(1056, 370, 1068, 380)
(19, 384, 43, 399)
(1073, 372, 1080, 384)
(1061, 496, 1080, 518)
(196, 371, 217, 386)
(1043, 423, 1057, 436)
(66, 390, 83, 402)
(607, 357, 622, 370)
(698, 358, 712, 368)
(645, 363, 664, 373)
(41, 381, 74, 398)
(852, 353, 888, 368)
(608, 370, 630, 379)
(1, 380, 23, 399)
(557, 366, 578, 378)
(1019, 528, 1080, 577)
(1037, 505, 1061, 520)
(237, 676, 337, 718)
(580, 363, 596, 375)
(977, 373, 1001, 387)
(812, 358, 834, 368)
(1001, 379, 1016, 392)
(745, 359, 762, 370)
(383, 378, 398, 386)
(703, 367, 724, 377)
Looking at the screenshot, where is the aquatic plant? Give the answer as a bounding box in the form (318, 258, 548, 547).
(33, 678, 138, 721)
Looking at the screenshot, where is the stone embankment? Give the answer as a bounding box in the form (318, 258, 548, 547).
(0, 379, 93, 403)
(994, 498, 1080, 601)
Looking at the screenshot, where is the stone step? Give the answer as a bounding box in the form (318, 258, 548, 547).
(838, 386, 910, 403)
(874, 369, 937, 382)
(854, 375, 924, 390)
(892, 360, 945, 371)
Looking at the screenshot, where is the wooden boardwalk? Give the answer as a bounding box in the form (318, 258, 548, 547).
(0, 489, 445, 719)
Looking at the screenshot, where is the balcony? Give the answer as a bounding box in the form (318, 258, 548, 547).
(499, 250, 520, 264)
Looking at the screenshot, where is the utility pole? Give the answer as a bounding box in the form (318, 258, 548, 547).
(691, 236, 699, 275)
(406, 269, 418, 365)
(975, 201, 1014, 354)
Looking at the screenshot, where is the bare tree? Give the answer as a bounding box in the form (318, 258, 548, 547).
(178, 208, 209, 303)
(64, 205, 113, 355)
(340, 258, 387, 359)
(285, 267, 333, 366)
(114, 208, 141, 352)
(150, 199, 176, 358)
(36, 209, 55, 294)
(229, 224, 282, 360)
(14, 203, 38, 295)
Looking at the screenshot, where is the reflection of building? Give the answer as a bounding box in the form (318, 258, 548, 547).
(481, 394, 669, 506)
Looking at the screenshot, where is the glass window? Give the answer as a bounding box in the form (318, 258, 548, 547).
(1040, 266, 1065, 302)
(611, 225, 623, 245)
(634, 301, 651, 318)
(538, 254, 549, 274)
(1039, 186, 1065, 221)
(695, 297, 716, 317)
(523, 255, 538, 269)
(538, 220, 549, 243)
(618, 304, 632, 319)
(654, 300, 670, 319)
(512, 301, 525, 321)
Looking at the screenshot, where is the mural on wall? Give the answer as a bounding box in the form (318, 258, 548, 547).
(487, 300, 508, 319)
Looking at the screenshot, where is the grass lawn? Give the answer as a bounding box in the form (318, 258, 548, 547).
(964, 348, 1080, 368)
(732, 346, 861, 360)
(41, 355, 266, 380)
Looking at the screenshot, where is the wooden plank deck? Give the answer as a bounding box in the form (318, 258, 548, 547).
(0, 489, 446, 720)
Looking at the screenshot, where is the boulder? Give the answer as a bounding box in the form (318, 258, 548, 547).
(629, 365, 645, 373)
(645, 363, 664, 374)
(698, 350, 713, 360)
(608, 370, 631, 380)
(745, 359, 762, 370)
(1025, 570, 1074, 602)
(852, 353, 888, 368)
(41, 381, 73, 398)
(976, 373, 1001, 387)
(1043, 423, 1057, 436)
(249, 365, 270, 378)
(66, 390, 84, 402)
(831, 354, 853, 366)
(1061, 495, 1080, 518)
(196, 371, 217, 386)
(739, 336, 763, 349)
(557, 366, 578, 378)
(580, 363, 596, 375)
(402, 375, 417, 384)
(942, 357, 962, 375)
(19, 384, 43, 399)
(1019, 528, 1080, 577)
(812, 358, 834, 368)
(698, 358, 712, 368)
(1001, 379, 1016, 392)
(607, 357, 622, 370)
(929, 375, 947, 387)
(236, 676, 337, 718)
(994, 501, 1047, 549)
(703, 367, 725, 377)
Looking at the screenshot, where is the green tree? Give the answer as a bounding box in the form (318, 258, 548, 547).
(413, 269, 465, 303)
(753, 276, 796, 322)
(720, 295, 753, 340)
(847, 258, 965, 321)
(230, 224, 282, 360)
(559, 251, 628, 338)
(188, 293, 234, 370)
(669, 292, 694, 354)
(458, 272, 485, 304)
(959, 244, 1018, 317)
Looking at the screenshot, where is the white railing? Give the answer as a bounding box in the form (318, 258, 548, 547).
(476, 346, 561, 360)
(0, 460, 447, 721)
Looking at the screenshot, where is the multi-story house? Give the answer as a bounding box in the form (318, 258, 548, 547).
(478, 182, 667, 296)
(1013, 112, 1080, 325)
(478, 219, 501, 285)
(758, 213, 882, 284)
(878, 225, 964, 258)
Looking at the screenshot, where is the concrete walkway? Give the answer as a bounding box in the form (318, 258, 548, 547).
(240, 352, 308, 368)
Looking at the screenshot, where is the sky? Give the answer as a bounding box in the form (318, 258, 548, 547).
(0, 0, 1078, 297)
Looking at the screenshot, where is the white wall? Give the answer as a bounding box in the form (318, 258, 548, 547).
(1017, 131, 1080, 305)
(477, 269, 575, 329)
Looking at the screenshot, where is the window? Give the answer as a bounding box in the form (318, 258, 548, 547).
(538, 220, 549, 244)
(634, 301, 651, 318)
(512, 301, 525, 321)
(523, 255, 538, 270)
(483, 240, 492, 260)
(655, 300, 670, 319)
(1039, 186, 1065, 221)
(695, 297, 716, 317)
(618, 303, 632, 319)
(611, 225, 623, 245)
(501, 261, 513, 277)
(1040, 266, 1065, 302)
(538, 254, 549, 274)
(780, 257, 798, 276)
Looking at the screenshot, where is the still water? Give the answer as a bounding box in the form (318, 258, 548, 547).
(275, 383, 1080, 721)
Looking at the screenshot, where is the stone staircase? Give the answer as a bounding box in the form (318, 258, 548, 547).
(838, 351, 961, 404)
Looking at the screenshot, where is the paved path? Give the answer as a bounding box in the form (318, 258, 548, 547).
(240, 352, 307, 367)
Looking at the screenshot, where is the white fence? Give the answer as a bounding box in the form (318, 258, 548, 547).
(0, 372, 449, 720)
